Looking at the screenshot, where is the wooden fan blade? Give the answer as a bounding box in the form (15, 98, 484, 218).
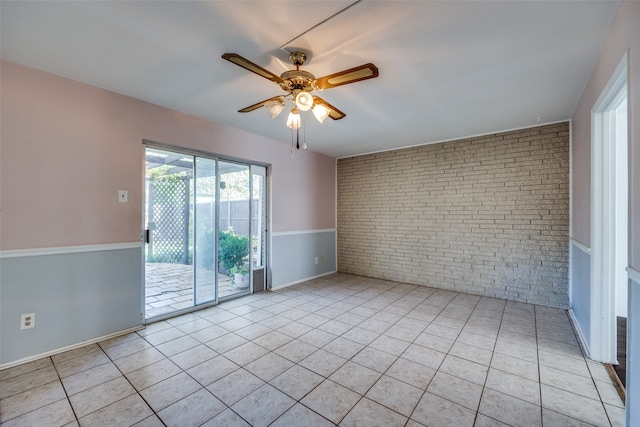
(238, 96, 285, 113)
(314, 63, 379, 90)
(313, 96, 346, 120)
(222, 53, 285, 84)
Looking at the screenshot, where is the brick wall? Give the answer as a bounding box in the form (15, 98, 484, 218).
(337, 122, 570, 307)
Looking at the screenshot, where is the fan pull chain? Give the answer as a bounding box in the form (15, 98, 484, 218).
(303, 115, 308, 149)
(290, 127, 295, 157)
(289, 112, 308, 156)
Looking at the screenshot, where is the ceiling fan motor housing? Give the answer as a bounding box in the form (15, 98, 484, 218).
(279, 69, 316, 92)
(279, 51, 317, 92)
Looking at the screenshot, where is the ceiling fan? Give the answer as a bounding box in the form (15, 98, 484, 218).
(221, 51, 379, 133)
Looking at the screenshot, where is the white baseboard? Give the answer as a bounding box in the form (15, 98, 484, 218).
(270, 270, 337, 291)
(0, 325, 144, 371)
(568, 308, 591, 359)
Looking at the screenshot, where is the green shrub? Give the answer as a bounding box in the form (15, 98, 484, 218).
(218, 229, 249, 274)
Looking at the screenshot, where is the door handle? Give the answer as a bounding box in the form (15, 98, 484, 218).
(145, 229, 150, 244)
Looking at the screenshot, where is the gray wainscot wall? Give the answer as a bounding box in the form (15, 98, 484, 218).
(0, 244, 143, 366)
(270, 229, 337, 289)
(569, 239, 591, 350)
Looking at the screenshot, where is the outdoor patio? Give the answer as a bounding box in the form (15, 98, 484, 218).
(145, 263, 245, 319)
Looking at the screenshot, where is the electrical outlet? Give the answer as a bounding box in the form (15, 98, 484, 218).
(21, 313, 35, 330)
(315, 257, 319, 265)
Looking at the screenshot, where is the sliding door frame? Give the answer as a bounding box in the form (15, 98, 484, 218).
(142, 140, 270, 323)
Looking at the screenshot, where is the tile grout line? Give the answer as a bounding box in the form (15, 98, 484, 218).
(50, 355, 82, 425)
(263, 280, 431, 425)
(535, 303, 544, 426)
(331, 290, 438, 425)
(407, 293, 464, 426)
(469, 295, 505, 427)
(98, 336, 169, 426)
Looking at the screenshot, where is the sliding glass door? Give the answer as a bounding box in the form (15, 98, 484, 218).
(144, 146, 267, 320)
(251, 165, 267, 292)
(144, 148, 195, 319)
(194, 157, 217, 305)
(218, 161, 250, 299)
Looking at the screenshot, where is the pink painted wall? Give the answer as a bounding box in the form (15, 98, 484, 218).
(571, 1, 639, 268)
(0, 60, 336, 250)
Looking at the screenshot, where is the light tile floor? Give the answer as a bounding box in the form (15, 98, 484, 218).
(0, 273, 626, 426)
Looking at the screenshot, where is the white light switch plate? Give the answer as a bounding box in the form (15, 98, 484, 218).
(118, 190, 128, 203)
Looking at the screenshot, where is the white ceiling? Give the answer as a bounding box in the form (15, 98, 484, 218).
(0, 1, 620, 158)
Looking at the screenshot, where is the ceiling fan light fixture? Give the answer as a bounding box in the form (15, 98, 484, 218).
(295, 91, 314, 112)
(222, 51, 378, 141)
(312, 103, 330, 124)
(265, 98, 285, 118)
(286, 107, 301, 129)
